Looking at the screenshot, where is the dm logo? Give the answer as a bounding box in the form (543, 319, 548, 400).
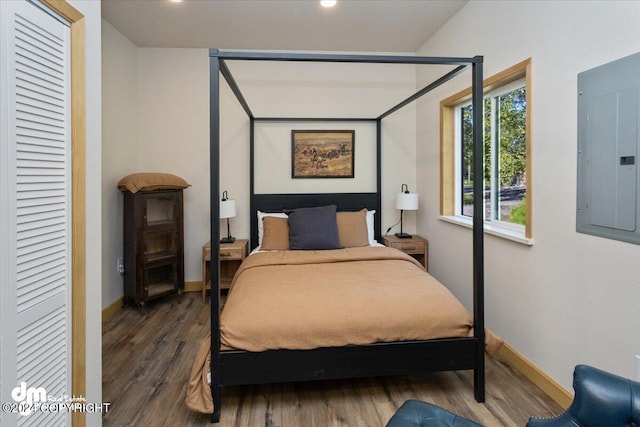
(11, 382, 47, 415)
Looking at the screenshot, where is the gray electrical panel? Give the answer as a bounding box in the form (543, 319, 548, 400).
(577, 52, 640, 244)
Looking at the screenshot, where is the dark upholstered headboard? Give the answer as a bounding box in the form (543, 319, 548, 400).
(250, 192, 380, 250)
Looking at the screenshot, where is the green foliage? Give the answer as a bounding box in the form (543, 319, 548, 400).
(509, 198, 526, 225)
(460, 87, 526, 187)
(497, 87, 526, 186)
(461, 88, 526, 224)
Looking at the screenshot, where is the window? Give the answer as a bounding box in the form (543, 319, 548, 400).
(441, 59, 532, 243)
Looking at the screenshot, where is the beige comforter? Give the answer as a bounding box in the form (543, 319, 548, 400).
(186, 247, 502, 414)
(220, 246, 497, 351)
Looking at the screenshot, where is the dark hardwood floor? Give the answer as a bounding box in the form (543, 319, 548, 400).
(103, 292, 563, 426)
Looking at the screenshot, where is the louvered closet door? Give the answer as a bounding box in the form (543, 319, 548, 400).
(0, 1, 72, 426)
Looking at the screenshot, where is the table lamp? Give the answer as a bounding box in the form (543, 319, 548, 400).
(395, 183, 418, 238)
(220, 190, 236, 243)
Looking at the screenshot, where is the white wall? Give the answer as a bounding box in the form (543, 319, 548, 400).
(101, 20, 137, 308)
(135, 48, 211, 284)
(68, 0, 102, 425)
(227, 59, 418, 236)
(382, 105, 418, 233)
(254, 122, 377, 194)
(101, 43, 418, 299)
(416, 0, 640, 390)
(219, 77, 251, 251)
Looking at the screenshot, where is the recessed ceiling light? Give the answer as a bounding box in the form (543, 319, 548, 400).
(169, 0, 183, 3)
(320, 0, 337, 8)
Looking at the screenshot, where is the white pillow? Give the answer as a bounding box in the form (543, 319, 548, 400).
(366, 210, 376, 245)
(257, 210, 288, 247)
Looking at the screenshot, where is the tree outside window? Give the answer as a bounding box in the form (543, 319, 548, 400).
(459, 85, 526, 226)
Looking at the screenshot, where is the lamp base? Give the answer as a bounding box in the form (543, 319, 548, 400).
(394, 232, 412, 239)
(220, 237, 236, 244)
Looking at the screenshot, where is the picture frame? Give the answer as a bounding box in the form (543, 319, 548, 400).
(291, 130, 355, 178)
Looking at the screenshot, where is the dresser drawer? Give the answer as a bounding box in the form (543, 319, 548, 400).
(389, 240, 425, 255)
(203, 241, 247, 261)
(219, 246, 244, 260)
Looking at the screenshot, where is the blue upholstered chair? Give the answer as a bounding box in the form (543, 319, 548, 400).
(386, 400, 483, 427)
(527, 364, 640, 427)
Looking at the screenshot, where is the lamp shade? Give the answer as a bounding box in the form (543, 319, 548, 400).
(220, 199, 236, 219)
(396, 192, 418, 211)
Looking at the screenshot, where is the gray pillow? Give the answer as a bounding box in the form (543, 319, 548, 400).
(287, 205, 342, 250)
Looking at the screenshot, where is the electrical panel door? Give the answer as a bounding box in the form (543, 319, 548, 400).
(577, 52, 640, 244)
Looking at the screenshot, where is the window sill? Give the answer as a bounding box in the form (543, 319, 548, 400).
(439, 215, 534, 246)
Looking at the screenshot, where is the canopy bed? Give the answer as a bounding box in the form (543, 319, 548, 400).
(201, 50, 486, 423)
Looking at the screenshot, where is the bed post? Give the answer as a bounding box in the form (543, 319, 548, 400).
(471, 56, 485, 403)
(209, 49, 222, 423)
(249, 117, 255, 249)
(375, 118, 382, 241)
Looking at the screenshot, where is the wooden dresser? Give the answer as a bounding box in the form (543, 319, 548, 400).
(123, 189, 184, 306)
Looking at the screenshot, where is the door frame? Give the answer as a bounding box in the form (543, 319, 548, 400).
(38, 1, 86, 426)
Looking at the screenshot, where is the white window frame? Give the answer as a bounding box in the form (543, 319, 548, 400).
(455, 79, 526, 230)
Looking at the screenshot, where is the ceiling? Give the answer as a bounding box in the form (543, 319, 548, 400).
(101, 0, 468, 53)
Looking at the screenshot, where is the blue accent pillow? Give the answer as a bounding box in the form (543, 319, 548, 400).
(287, 205, 342, 250)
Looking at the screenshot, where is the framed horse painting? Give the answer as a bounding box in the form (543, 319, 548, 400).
(291, 130, 355, 178)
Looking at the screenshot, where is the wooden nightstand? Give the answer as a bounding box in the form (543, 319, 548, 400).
(382, 235, 428, 271)
(202, 239, 249, 301)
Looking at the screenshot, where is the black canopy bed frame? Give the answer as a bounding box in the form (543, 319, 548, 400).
(209, 49, 485, 423)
